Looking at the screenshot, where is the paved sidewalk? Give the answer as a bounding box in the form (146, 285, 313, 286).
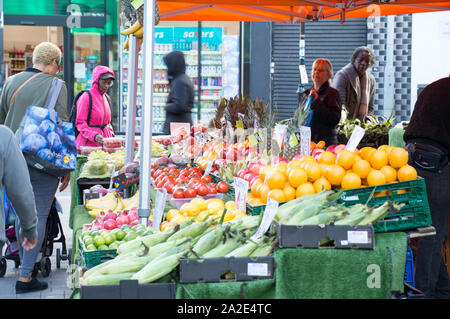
(0, 187, 73, 299)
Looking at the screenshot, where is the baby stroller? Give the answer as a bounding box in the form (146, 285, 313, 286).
(1, 191, 71, 278)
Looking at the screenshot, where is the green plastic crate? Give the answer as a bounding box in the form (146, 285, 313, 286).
(78, 237, 118, 268)
(338, 178, 432, 233)
(246, 201, 288, 216)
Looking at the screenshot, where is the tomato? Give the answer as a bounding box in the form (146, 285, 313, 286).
(163, 181, 175, 194)
(201, 175, 212, 184)
(217, 181, 229, 194)
(207, 185, 217, 195)
(180, 169, 190, 177)
(156, 180, 165, 189)
(153, 169, 164, 179)
(196, 184, 209, 196)
(184, 188, 197, 198)
(173, 189, 185, 199)
(189, 177, 202, 187)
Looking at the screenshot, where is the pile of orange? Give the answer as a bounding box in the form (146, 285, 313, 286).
(248, 144, 418, 206)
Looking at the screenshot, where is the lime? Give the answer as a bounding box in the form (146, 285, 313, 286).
(115, 230, 126, 241)
(86, 244, 97, 251)
(90, 230, 100, 237)
(93, 235, 106, 248)
(81, 232, 90, 240)
(124, 231, 138, 242)
(97, 244, 109, 250)
(99, 229, 109, 237)
(103, 234, 115, 246)
(108, 241, 120, 249)
(83, 237, 94, 247)
(121, 224, 131, 231)
(132, 224, 145, 232)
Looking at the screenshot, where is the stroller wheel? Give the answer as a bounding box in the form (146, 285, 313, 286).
(0, 258, 7, 278)
(56, 249, 61, 269)
(40, 257, 51, 278)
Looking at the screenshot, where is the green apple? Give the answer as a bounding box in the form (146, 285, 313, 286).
(103, 234, 115, 246)
(86, 244, 97, 251)
(97, 244, 109, 250)
(124, 231, 138, 242)
(93, 235, 105, 248)
(115, 230, 126, 241)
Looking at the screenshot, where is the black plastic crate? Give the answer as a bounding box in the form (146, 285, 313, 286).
(275, 222, 375, 249)
(179, 256, 274, 283)
(80, 280, 176, 299)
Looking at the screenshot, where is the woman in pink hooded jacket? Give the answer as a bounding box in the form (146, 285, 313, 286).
(75, 65, 115, 149)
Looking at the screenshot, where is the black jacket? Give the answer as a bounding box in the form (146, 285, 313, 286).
(404, 76, 450, 153)
(162, 51, 194, 135)
(300, 81, 342, 146)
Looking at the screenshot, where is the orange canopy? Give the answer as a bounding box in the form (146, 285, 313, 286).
(158, 0, 450, 23)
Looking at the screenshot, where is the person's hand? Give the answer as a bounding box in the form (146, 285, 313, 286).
(95, 134, 104, 145)
(309, 89, 319, 101)
(358, 104, 368, 119)
(59, 173, 71, 192)
(20, 236, 38, 251)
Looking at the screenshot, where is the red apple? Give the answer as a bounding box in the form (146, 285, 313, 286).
(248, 162, 262, 175)
(326, 145, 336, 154)
(334, 144, 346, 155)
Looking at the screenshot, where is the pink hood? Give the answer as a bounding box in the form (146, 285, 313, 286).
(75, 65, 115, 150)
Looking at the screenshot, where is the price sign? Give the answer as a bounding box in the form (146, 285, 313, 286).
(152, 188, 167, 231)
(289, 132, 300, 147)
(236, 120, 244, 129)
(248, 134, 259, 146)
(251, 198, 279, 241)
(345, 125, 365, 152)
(234, 177, 249, 213)
(203, 161, 213, 176)
(300, 126, 311, 157)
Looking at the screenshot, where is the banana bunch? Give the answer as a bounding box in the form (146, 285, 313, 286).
(121, 189, 140, 210)
(152, 140, 169, 157)
(86, 191, 118, 212)
(121, 21, 144, 51)
(219, 161, 248, 181)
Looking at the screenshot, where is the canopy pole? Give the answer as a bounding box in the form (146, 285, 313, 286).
(138, 1, 156, 227)
(125, 35, 138, 167)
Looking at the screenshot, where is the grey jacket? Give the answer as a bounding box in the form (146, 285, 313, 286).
(0, 68, 68, 133)
(332, 63, 376, 121)
(0, 125, 37, 249)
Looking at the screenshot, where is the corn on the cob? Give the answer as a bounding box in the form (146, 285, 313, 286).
(225, 238, 262, 257)
(117, 224, 179, 254)
(131, 250, 188, 284)
(298, 209, 348, 226)
(334, 210, 367, 225)
(249, 237, 277, 257)
(167, 220, 215, 242)
(191, 225, 225, 256)
(284, 202, 323, 225)
(202, 236, 244, 258)
(100, 256, 151, 275)
(82, 272, 135, 286)
(357, 201, 394, 225)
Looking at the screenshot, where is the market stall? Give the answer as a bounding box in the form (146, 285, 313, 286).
(68, 0, 450, 299)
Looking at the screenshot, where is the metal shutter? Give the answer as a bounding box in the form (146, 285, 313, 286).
(271, 23, 301, 121)
(304, 18, 367, 83)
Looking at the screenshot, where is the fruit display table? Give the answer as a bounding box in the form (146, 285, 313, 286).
(70, 205, 94, 264)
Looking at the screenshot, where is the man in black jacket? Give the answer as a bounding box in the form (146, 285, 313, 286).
(162, 50, 194, 135)
(404, 76, 450, 299)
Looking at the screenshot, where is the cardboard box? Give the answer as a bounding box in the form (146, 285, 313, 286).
(179, 256, 274, 283)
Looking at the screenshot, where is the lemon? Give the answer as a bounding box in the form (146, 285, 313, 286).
(225, 200, 236, 211)
(190, 197, 208, 211)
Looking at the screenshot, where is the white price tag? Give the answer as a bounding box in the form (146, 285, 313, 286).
(234, 177, 249, 213)
(204, 161, 213, 176)
(251, 198, 279, 241)
(345, 125, 365, 152)
(247, 263, 269, 277)
(347, 230, 369, 244)
(152, 188, 167, 231)
(341, 195, 359, 201)
(300, 126, 311, 157)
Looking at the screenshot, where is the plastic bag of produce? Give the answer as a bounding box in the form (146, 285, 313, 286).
(15, 78, 77, 177)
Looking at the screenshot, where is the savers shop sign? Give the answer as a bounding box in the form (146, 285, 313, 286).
(154, 26, 223, 46)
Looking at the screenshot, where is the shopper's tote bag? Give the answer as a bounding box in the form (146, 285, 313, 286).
(16, 77, 77, 177)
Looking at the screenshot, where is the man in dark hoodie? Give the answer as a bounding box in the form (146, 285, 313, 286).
(403, 76, 450, 299)
(162, 50, 194, 135)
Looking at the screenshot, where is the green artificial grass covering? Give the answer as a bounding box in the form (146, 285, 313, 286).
(273, 231, 407, 299)
(176, 278, 277, 299)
